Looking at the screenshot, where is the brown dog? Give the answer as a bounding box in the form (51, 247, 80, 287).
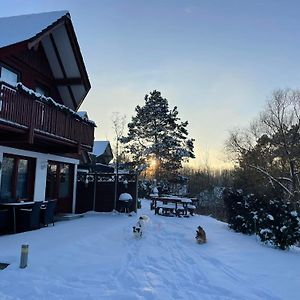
(195, 226, 207, 244)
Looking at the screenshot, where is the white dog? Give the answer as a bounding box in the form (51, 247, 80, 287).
(139, 215, 150, 224)
(132, 215, 150, 238)
(132, 224, 143, 238)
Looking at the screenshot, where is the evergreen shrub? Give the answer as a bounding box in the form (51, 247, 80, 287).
(223, 189, 300, 250)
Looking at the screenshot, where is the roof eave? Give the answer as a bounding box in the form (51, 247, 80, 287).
(27, 13, 91, 111)
(64, 17, 91, 109)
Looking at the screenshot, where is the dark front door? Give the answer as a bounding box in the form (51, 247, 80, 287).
(45, 161, 74, 213)
(0, 154, 35, 202)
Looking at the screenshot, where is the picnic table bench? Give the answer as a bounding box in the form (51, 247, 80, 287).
(154, 202, 176, 216)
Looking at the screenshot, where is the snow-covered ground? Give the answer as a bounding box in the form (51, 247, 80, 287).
(0, 199, 299, 300)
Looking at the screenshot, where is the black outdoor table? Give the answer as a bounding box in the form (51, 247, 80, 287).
(0, 202, 36, 233)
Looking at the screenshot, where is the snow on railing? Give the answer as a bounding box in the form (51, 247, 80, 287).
(0, 81, 95, 148)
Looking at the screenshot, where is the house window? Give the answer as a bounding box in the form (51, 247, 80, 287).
(0, 65, 19, 87)
(0, 155, 35, 202)
(0, 157, 14, 200)
(59, 164, 70, 198)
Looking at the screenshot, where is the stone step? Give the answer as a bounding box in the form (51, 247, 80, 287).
(55, 214, 84, 221)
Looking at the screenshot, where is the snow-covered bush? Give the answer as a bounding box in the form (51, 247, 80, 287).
(223, 189, 300, 250)
(258, 199, 300, 250)
(223, 189, 257, 234)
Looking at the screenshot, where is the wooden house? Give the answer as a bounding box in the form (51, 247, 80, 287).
(0, 11, 95, 213)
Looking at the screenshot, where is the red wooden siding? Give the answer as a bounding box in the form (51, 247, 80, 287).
(0, 44, 62, 103)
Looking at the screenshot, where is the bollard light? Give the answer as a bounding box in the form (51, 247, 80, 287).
(20, 244, 29, 269)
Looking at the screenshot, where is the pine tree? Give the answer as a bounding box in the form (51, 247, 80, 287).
(121, 90, 195, 179)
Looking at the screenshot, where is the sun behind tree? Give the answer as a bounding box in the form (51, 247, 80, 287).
(121, 90, 195, 179)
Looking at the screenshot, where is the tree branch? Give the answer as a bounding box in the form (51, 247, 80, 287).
(278, 177, 293, 182)
(249, 165, 294, 196)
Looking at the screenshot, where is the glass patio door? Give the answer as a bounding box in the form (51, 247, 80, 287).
(0, 154, 35, 202)
(45, 161, 74, 213)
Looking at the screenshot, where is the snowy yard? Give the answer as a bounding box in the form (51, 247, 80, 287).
(0, 199, 299, 300)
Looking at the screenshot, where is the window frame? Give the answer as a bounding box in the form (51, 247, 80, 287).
(0, 62, 20, 87)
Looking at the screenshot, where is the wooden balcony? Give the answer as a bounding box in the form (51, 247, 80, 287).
(0, 82, 95, 153)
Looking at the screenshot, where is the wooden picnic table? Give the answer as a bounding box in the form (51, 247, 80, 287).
(150, 196, 195, 217)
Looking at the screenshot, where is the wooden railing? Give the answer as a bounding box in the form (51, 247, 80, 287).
(0, 82, 95, 149)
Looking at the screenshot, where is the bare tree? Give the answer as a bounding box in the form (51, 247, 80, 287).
(112, 112, 127, 168)
(226, 89, 300, 209)
(111, 112, 127, 210)
(260, 90, 300, 202)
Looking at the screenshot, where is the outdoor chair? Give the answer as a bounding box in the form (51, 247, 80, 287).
(40, 199, 57, 227)
(0, 209, 10, 234)
(16, 201, 43, 232)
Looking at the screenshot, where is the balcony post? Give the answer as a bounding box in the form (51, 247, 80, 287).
(28, 100, 36, 144)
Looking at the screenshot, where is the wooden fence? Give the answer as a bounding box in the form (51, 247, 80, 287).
(76, 172, 138, 213)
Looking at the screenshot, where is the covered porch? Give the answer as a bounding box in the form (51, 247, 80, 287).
(0, 145, 80, 234)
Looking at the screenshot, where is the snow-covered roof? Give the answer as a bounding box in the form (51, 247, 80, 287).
(0, 11, 68, 48)
(92, 141, 111, 157)
(92, 141, 113, 157)
(0, 11, 91, 111)
(91, 141, 113, 165)
(91, 141, 113, 164)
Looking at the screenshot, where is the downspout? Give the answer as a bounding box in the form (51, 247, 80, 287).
(93, 173, 96, 211)
(72, 164, 78, 214)
(0, 152, 3, 194)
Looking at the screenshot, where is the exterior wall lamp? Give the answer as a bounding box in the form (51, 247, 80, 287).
(85, 176, 89, 188)
(123, 179, 128, 189)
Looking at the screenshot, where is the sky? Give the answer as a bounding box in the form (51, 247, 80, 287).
(1, 0, 300, 169)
